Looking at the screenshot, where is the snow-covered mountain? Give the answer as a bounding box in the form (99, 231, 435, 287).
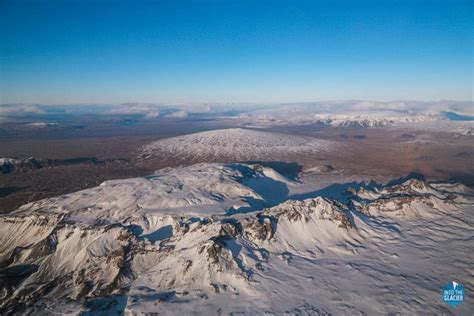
(236, 100, 474, 130)
(244, 112, 441, 129)
(12, 163, 294, 221)
(349, 178, 470, 219)
(0, 157, 45, 174)
(141, 128, 336, 161)
(0, 163, 472, 314)
(312, 114, 439, 128)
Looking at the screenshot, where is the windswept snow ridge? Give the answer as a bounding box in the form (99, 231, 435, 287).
(349, 179, 470, 219)
(12, 163, 293, 222)
(0, 163, 473, 314)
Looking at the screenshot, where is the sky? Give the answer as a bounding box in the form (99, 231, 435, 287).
(0, 0, 472, 104)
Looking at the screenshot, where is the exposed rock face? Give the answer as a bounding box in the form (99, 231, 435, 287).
(0, 198, 357, 313)
(0, 163, 471, 314)
(348, 178, 469, 219)
(245, 216, 276, 242)
(0, 218, 140, 312)
(379, 179, 437, 195)
(267, 197, 352, 229)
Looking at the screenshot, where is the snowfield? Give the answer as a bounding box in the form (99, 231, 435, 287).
(12, 164, 294, 223)
(140, 128, 336, 161)
(0, 163, 473, 315)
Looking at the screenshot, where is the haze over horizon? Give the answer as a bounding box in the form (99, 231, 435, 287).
(1, 0, 472, 104)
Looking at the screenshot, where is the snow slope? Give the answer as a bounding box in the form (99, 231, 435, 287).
(11, 163, 293, 224)
(140, 128, 336, 161)
(0, 163, 473, 314)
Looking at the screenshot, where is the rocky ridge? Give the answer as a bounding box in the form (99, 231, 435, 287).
(0, 164, 472, 314)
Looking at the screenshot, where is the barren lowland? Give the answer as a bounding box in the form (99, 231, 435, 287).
(1, 110, 472, 213)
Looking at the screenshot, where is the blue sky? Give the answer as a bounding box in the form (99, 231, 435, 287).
(1, 0, 472, 104)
